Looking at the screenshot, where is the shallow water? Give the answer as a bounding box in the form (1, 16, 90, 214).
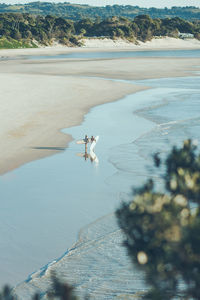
(12, 74, 200, 299)
(27, 49, 200, 60)
(0, 50, 200, 297)
(0, 87, 155, 287)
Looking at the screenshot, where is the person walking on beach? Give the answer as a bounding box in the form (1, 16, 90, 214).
(91, 135, 96, 143)
(84, 135, 89, 153)
(84, 135, 89, 143)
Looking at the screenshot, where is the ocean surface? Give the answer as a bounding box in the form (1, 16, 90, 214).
(0, 50, 200, 299)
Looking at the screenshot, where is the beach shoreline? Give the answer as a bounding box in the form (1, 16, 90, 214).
(0, 42, 200, 292)
(0, 43, 200, 175)
(0, 37, 200, 58)
(0, 72, 147, 175)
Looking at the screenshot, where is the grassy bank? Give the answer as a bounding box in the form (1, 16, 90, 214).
(0, 37, 38, 49)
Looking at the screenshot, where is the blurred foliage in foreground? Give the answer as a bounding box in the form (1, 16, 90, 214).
(0, 274, 78, 300)
(116, 139, 200, 299)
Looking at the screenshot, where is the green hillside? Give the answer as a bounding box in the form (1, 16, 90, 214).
(0, 2, 199, 21)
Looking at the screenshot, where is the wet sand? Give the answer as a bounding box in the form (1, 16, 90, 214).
(0, 48, 200, 174)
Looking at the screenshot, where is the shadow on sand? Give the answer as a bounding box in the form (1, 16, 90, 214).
(32, 146, 66, 151)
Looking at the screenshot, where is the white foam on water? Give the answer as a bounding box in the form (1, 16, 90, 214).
(14, 214, 147, 300)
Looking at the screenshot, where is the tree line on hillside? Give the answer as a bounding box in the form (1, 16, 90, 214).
(0, 13, 200, 48)
(75, 15, 200, 42)
(1, 140, 200, 299)
(0, 2, 200, 21)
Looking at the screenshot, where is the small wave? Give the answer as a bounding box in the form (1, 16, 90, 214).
(159, 120, 178, 126)
(13, 214, 146, 300)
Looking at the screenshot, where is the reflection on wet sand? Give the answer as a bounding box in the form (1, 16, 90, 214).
(76, 149, 99, 164)
(76, 135, 99, 164)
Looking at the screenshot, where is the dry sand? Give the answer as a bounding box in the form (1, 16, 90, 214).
(0, 40, 200, 174)
(82, 36, 200, 49)
(0, 72, 143, 174)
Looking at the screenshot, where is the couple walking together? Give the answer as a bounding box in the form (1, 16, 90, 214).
(84, 135, 96, 143)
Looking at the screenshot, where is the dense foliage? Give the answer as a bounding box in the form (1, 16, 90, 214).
(0, 2, 199, 21)
(116, 140, 200, 299)
(76, 15, 200, 41)
(0, 13, 80, 47)
(0, 13, 199, 48)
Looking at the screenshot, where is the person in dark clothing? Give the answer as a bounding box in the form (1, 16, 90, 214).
(91, 136, 96, 143)
(84, 135, 89, 143)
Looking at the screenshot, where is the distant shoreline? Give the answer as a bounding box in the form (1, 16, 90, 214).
(0, 37, 200, 58)
(81, 37, 200, 50)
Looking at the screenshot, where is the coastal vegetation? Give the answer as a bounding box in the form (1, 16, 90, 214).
(0, 2, 199, 21)
(0, 13, 199, 48)
(0, 36, 37, 48)
(0, 13, 79, 48)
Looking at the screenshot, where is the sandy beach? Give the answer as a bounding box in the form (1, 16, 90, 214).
(0, 38, 200, 175)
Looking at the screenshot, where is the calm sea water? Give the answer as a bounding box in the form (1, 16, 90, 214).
(0, 50, 200, 298)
